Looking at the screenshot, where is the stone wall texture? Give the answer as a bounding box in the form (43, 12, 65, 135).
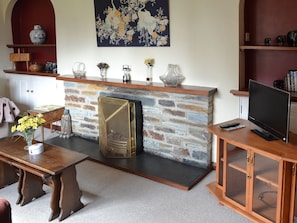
(63, 81, 214, 168)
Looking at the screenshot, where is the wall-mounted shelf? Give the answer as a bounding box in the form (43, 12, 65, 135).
(7, 44, 56, 48)
(240, 45, 297, 51)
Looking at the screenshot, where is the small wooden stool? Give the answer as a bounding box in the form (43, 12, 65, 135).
(29, 105, 65, 142)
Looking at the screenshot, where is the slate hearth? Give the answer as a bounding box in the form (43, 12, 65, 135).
(45, 135, 212, 190)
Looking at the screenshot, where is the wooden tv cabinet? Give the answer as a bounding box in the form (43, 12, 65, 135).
(207, 119, 297, 223)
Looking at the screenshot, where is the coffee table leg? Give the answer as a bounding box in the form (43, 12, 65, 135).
(20, 171, 45, 206)
(47, 175, 61, 221)
(16, 169, 24, 205)
(59, 166, 84, 221)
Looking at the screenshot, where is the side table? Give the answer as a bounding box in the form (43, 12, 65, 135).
(29, 105, 64, 142)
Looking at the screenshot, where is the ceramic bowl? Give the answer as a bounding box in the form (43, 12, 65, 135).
(28, 143, 44, 155)
(29, 63, 43, 72)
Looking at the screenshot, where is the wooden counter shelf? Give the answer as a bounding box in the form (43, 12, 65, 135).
(4, 69, 59, 77)
(230, 89, 297, 102)
(56, 75, 217, 96)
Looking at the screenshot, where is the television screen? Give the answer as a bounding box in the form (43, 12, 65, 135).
(248, 80, 291, 143)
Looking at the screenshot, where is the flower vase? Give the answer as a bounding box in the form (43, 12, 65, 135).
(100, 68, 107, 79)
(146, 66, 153, 83)
(24, 131, 34, 150)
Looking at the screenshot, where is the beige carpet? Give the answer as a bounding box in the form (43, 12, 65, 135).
(0, 128, 252, 223)
(0, 160, 251, 223)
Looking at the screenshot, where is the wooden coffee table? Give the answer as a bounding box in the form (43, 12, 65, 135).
(0, 137, 88, 221)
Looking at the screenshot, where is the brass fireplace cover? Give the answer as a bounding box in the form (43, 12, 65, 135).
(98, 96, 137, 158)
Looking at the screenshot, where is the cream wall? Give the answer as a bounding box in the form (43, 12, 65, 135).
(51, 0, 240, 124)
(0, 0, 241, 162)
(0, 0, 16, 96)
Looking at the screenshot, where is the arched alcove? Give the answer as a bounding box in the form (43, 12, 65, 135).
(11, 0, 56, 44)
(2, 0, 17, 24)
(8, 0, 56, 70)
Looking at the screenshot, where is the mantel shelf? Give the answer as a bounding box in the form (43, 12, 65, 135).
(7, 44, 56, 48)
(4, 69, 59, 77)
(56, 75, 217, 96)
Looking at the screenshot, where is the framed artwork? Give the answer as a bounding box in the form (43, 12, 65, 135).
(94, 0, 170, 47)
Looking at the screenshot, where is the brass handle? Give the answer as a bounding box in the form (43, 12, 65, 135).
(250, 155, 254, 166)
(247, 154, 254, 166)
(246, 154, 250, 164)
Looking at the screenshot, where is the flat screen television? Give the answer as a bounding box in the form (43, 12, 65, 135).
(248, 79, 291, 143)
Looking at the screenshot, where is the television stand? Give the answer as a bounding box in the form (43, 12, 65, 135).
(207, 118, 297, 222)
(251, 128, 278, 141)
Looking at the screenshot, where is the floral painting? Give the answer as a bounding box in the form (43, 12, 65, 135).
(94, 0, 170, 47)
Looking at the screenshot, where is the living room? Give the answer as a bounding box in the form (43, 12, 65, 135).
(1, 1, 239, 183)
(0, 0, 240, 135)
(1, 0, 294, 222)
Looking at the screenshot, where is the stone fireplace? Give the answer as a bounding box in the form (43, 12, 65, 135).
(98, 96, 143, 158)
(58, 76, 216, 169)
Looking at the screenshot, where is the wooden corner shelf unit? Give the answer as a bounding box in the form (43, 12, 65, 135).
(207, 119, 297, 223)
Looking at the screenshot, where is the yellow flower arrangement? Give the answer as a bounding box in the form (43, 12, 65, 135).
(11, 113, 46, 144)
(144, 58, 154, 67)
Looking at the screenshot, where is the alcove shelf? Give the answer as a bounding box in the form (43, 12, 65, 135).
(7, 44, 56, 48)
(3, 69, 59, 77)
(240, 45, 297, 51)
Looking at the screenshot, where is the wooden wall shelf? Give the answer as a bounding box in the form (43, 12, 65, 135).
(4, 70, 59, 77)
(240, 45, 297, 51)
(56, 75, 217, 97)
(7, 44, 56, 48)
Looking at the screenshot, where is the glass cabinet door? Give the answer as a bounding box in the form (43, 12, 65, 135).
(225, 143, 247, 207)
(252, 153, 279, 222)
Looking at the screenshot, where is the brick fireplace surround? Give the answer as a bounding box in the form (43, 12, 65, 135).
(56, 75, 217, 169)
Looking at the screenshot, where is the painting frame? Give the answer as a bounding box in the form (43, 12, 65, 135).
(94, 0, 170, 47)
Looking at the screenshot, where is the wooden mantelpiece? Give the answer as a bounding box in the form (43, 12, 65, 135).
(56, 75, 217, 96)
